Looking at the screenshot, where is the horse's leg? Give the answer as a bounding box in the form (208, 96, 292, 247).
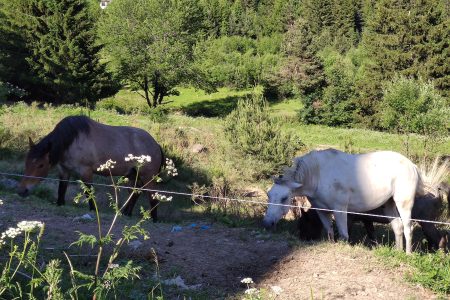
(384, 200, 404, 250)
(148, 191, 159, 222)
(362, 220, 376, 242)
(57, 168, 70, 206)
(317, 211, 334, 242)
(393, 198, 414, 254)
(333, 211, 349, 241)
(390, 217, 404, 250)
(80, 170, 95, 211)
(122, 192, 140, 217)
(121, 168, 140, 216)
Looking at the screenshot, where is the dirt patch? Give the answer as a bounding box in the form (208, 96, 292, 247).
(0, 194, 438, 299)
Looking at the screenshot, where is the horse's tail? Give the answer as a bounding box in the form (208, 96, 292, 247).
(417, 157, 449, 197)
(415, 164, 426, 196)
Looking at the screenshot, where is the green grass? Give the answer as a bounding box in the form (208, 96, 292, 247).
(375, 246, 450, 295)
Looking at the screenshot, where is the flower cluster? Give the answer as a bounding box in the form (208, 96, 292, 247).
(244, 288, 258, 295)
(97, 159, 116, 172)
(17, 221, 44, 233)
(165, 158, 178, 177)
(152, 192, 173, 202)
(125, 154, 151, 164)
(0, 199, 3, 205)
(0, 221, 44, 246)
(241, 278, 254, 284)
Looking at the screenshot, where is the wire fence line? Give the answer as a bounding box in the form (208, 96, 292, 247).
(1, 171, 450, 227)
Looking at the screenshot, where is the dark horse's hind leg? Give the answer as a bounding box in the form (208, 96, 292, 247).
(149, 195, 159, 222)
(80, 171, 95, 211)
(121, 192, 140, 217)
(57, 176, 69, 206)
(57, 169, 70, 206)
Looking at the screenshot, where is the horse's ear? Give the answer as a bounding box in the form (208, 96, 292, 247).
(273, 176, 284, 184)
(28, 137, 35, 148)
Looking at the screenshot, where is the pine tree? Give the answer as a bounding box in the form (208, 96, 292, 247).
(0, 1, 40, 98)
(25, 0, 116, 103)
(357, 0, 449, 123)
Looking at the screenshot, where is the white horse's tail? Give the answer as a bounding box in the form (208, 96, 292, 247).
(417, 157, 449, 197)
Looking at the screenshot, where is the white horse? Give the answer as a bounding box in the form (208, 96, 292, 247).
(263, 149, 426, 254)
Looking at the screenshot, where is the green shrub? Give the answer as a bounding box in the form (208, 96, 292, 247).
(380, 77, 449, 136)
(224, 93, 303, 169)
(379, 76, 449, 154)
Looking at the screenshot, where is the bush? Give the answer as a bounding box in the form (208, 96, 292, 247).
(380, 77, 449, 136)
(224, 93, 303, 170)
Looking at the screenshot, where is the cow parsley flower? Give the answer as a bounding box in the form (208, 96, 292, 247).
(165, 158, 178, 177)
(152, 192, 173, 202)
(97, 159, 116, 171)
(2, 227, 22, 239)
(17, 221, 44, 233)
(125, 154, 152, 165)
(0, 199, 3, 205)
(244, 288, 258, 295)
(241, 277, 254, 284)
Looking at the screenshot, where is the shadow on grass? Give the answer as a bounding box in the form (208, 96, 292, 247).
(178, 95, 248, 118)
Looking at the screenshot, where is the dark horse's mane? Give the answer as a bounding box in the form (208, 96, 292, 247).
(30, 116, 91, 165)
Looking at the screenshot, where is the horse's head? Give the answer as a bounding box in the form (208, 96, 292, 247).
(17, 137, 51, 197)
(262, 176, 302, 229)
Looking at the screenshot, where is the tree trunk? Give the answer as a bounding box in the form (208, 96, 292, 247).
(143, 75, 151, 108)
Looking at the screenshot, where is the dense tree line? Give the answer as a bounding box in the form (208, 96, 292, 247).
(0, 0, 448, 132)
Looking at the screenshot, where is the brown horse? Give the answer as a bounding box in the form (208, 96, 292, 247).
(17, 115, 164, 220)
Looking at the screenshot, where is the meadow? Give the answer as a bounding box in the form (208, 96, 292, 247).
(0, 88, 449, 299)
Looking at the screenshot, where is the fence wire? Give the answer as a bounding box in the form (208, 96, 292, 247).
(0, 171, 449, 226)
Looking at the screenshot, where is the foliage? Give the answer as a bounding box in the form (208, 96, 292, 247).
(194, 35, 282, 89)
(359, 0, 450, 120)
(98, 0, 215, 108)
(379, 76, 449, 149)
(0, 154, 178, 299)
(224, 93, 303, 170)
(0, 0, 117, 104)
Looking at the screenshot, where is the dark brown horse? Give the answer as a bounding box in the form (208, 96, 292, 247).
(17, 115, 164, 220)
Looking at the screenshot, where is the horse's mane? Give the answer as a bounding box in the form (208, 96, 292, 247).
(29, 116, 91, 165)
(282, 150, 320, 186)
(418, 157, 449, 197)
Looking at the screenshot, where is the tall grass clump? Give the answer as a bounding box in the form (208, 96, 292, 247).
(224, 93, 303, 171)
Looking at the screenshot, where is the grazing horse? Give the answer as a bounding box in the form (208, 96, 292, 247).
(263, 149, 426, 253)
(17, 116, 164, 220)
(295, 189, 449, 252)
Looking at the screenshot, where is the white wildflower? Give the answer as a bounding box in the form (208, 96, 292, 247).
(125, 154, 151, 165)
(109, 263, 119, 269)
(271, 285, 283, 295)
(241, 277, 254, 284)
(2, 227, 22, 239)
(17, 221, 44, 232)
(152, 192, 173, 202)
(97, 159, 116, 172)
(165, 158, 178, 177)
(244, 288, 258, 295)
(0, 199, 3, 205)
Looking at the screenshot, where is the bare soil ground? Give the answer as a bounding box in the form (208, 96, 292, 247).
(0, 194, 439, 300)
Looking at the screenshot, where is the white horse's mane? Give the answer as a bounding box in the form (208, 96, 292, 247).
(418, 157, 449, 196)
(282, 150, 320, 185)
